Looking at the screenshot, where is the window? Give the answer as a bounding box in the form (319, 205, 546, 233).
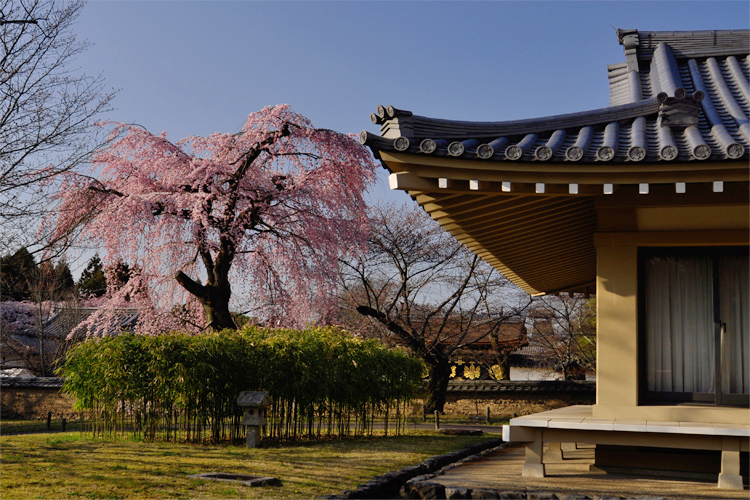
(640, 247, 748, 406)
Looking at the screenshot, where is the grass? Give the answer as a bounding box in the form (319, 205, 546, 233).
(0, 431, 494, 499)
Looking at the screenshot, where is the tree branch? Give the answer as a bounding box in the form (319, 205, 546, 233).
(355, 304, 437, 365)
(174, 271, 209, 301)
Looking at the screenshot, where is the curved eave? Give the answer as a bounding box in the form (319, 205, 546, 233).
(379, 151, 750, 184)
(389, 180, 598, 296)
(362, 102, 749, 164)
(365, 44, 750, 164)
(444, 195, 598, 296)
(376, 151, 748, 296)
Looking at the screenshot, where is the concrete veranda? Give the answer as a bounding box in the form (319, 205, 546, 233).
(419, 443, 749, 499)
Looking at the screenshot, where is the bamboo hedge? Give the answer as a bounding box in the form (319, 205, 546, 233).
(59, 326, 424, 443)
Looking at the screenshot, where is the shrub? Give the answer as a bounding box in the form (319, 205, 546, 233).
(60, 326, 424, 443)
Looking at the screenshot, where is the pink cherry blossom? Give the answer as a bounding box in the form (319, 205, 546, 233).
(1, 301, 45, 333)
(47, 105, 377, 335)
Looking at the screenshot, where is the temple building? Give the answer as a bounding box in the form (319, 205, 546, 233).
(361, 29, 749, 490)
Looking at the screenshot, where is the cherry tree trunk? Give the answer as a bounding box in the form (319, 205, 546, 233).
(202, 299, 237, 331)
(424, 358, 451, 413)
(199, 283, 237, 331)
(175, 271, 238, 331)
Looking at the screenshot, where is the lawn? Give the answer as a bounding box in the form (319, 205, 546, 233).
(0, 431, 493, 499)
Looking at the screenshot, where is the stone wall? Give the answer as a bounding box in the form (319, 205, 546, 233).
(443, 391, 594, 418)
(440, 380, 595, 418)
(1, 378, 78, 420)
(1, 378, 596, 421)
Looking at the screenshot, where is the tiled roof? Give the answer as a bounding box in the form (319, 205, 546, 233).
(446, 380, 594, 393)
(362, 29, 749, 164)
(0, 376, 64, 388)
(6, 307, 139, 346)
(511, 342, 554, 360)
(431, 320, 526, 347)
(361, 29, 749, 296)
(51, 307, 139, 337)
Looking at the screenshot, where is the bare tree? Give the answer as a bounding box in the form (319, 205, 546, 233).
(486, 320, 529, 380)
(339, 202, 530, 412)
(0, 0, 114, 253)
(529, 294, 596, 380)
(28, 260, 73, 375)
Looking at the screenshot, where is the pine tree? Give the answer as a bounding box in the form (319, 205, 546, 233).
(53, 260, 76, 299)
(77, 254, 106, 298)
(0, 247, 38, 301)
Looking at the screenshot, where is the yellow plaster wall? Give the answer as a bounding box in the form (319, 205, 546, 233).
(637, 205, 749, 231)
(595, 244, 639, 409)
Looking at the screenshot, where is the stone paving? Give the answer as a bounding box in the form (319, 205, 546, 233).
(404, 443, 748, 499)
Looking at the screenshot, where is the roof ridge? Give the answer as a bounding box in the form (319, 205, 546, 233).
(367, 99, 661, 141)
(636, 28, 750, 36)
(617, 28, 750, 62)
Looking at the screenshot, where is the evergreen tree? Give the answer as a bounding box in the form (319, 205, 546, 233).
(53, 260, 76, 300)
(0, 247, 38, 301)
(35, 261, 74, 300)
(110, 261, 131, 290)
(77, 254, 106, 298)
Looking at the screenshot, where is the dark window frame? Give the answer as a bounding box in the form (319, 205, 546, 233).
(637, 246, 749, 407)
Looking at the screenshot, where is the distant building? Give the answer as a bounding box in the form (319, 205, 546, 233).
(1, 304, 138, 375)
(439, 319, 531, 381)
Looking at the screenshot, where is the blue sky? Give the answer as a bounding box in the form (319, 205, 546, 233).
(75, 1, 749, 201)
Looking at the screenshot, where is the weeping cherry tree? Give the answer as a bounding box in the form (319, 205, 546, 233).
(46, 105, 377, 334)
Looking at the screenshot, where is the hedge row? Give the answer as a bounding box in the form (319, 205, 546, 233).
(60, 326, 424, 443)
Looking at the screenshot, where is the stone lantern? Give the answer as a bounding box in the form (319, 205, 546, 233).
(237, 391, 271, 448)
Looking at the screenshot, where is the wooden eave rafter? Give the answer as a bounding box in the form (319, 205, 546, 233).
(377, 150, 748, 295)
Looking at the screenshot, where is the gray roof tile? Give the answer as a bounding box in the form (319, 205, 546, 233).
(446, 380, 595, 393)
(0, 376, 64, 388)
(363, 29, 749, 164)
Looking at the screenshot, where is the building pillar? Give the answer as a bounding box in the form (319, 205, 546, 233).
(546, 441, 563, 461)
(522, 429, 546, 477)
(718, 437, 744, 490)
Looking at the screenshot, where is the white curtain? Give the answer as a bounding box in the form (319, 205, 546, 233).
(720, 254, 749, 395)
(645, 255, 714, 394)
